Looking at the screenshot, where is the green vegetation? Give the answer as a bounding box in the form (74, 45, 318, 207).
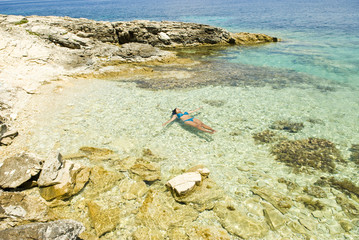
(14, 19, 29, 25)
(26, 30, 40, 37)
(271, 138, 343, 173)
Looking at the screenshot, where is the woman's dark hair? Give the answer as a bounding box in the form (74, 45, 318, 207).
(172, 108, 177, 115)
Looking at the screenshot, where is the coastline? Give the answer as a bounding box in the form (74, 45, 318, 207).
(1, 14, 359, 240)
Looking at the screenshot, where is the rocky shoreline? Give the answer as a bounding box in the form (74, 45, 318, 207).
(7, 14, 359, 240)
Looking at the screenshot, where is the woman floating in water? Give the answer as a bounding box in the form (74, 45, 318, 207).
(162, 107, 216, 134)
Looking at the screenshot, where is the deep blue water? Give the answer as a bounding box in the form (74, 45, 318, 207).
(1, 0, 359, 85)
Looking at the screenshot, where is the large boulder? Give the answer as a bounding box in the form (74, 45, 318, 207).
(0, 152, 43, 189)
(39, 161, 90, 201)
(0, 219, 84, 240)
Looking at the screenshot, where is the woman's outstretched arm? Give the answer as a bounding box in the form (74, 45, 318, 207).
(188, 106, 202, 114)
(162, 115, 177, 126)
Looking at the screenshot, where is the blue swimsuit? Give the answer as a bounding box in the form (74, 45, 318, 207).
(177, 112, 194, 122)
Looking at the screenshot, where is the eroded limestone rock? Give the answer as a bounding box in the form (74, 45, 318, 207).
(84, 166, 125, 197)
(173, 177, 224, 212)
(87, 201, 121, 237)
(39, 161, 90, 201)
(37, 153, 63, 187)
(252, 186, 292, 214)
(129, 159, 161, 182)
(167, 172, 202, 196)
(0, 152, 43, 189)
(0, 219, 84, 240)
(214, 201, 269, 239)
(0, 192, 48, 230)
(136, 190, 198, 231)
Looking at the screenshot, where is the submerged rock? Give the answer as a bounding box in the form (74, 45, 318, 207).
(214, 201, 269, 239)
(87, 201, 121, 237)
(84, 166, 125, 197)
(252, 186, 292, 214)
(129, 158, 161, 182)
(0, 152, 43, 189)
(271, 138, 343, 173)
(136, 190, 198, 231)
(349, 144, 359, 164)
(0, 219, 84, 240)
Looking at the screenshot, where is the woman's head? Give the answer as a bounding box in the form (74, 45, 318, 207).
(172, 108, 179, 115)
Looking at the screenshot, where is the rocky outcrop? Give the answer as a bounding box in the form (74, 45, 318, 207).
(0, 152, 43, 189)
(0, 219, 84, 240)
(2, 15, 278, 49)
(0, 192, 48, 230)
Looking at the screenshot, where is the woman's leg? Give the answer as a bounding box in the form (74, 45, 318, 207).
(194, 119, 216, 132)
(185, 121, 214, 134)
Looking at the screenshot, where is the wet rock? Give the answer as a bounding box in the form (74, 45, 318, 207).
(271, 138, 344, 173)
(118, 178, 148, 200)
(0, 219, 84, 240)
(0, 192, 48, 230)
(166, 165, 210, 197)
(87, 201, 121, 237)
(39, 161, 90, 201)
(270, 120, 304, 133)
(168, 224, 231, 240)
(37, 153, 63, 187)
(132, 226, 164, 240)
(0, 152, 43, 189)
(214, 200, 269, 239)
(349, 144, 359, 165)
(296, 195, 325, 211)
(329, 177, 359, 198)
(129, 158, 161, 182)
(277, 178, 299, 191)
(252, 186, 292, 214)
(335, 193, 359, 218)
(262, 201, 287, 231)
(136, 190, 198, 231)
(287, 220, 309, 236)
(303, 185, 327, 198)
(231, 32, 279, 45)
(84, 166, 125, 197)
(79, 146, 117, 162)
(173, 177, 224, 212)
(339, 219, 353, 232)
(167, 172, 202, 196)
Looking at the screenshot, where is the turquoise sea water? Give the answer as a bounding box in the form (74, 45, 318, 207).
(1, 0, 359, 85)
